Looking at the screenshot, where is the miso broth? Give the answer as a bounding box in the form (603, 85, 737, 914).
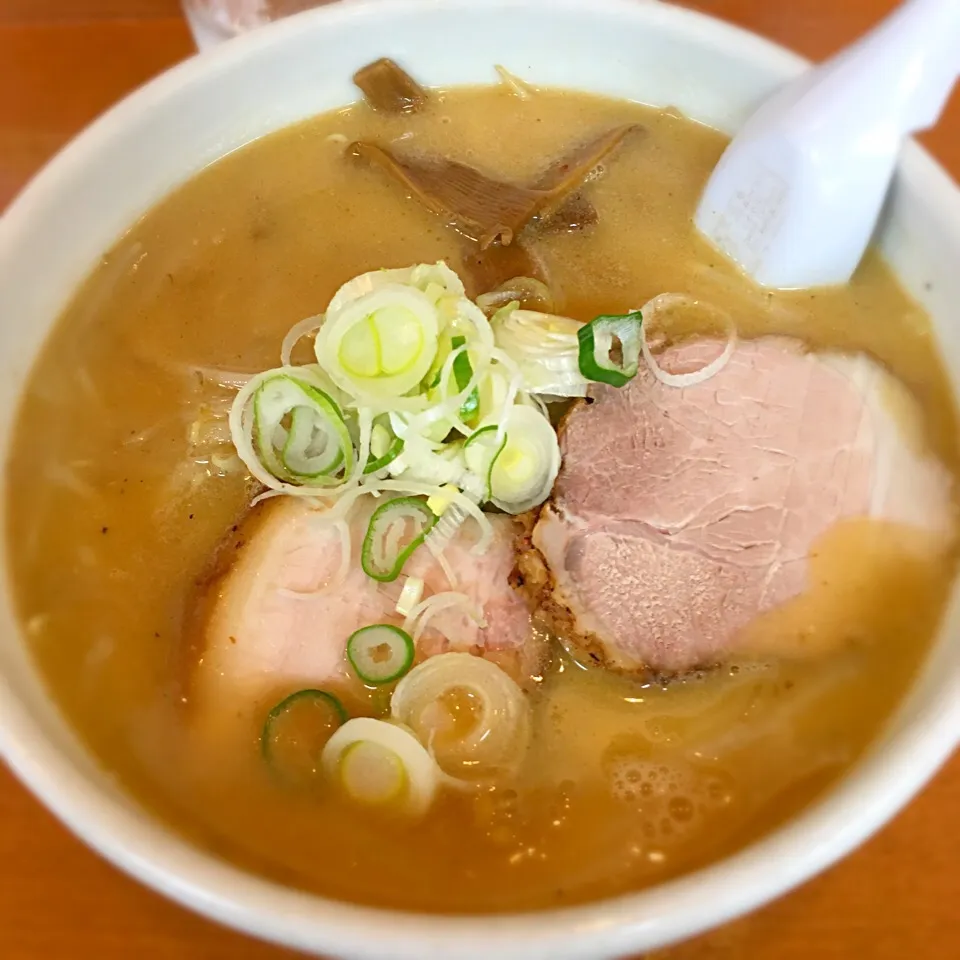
(5, 82, 958, 912)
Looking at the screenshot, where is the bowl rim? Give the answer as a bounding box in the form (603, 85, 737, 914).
(1, 1, 960, 958)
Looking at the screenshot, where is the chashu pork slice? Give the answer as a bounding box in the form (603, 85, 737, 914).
(518, 335, 954, 675)
(192, 497, 538, 743)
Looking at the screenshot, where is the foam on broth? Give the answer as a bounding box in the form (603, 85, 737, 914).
(5, 84, 958, 912)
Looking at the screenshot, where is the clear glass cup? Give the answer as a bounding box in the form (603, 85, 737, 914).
(182, 0, 339, 48)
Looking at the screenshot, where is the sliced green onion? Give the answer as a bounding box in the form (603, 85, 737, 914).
(463, 425, 507, 502)
(340, 740, 408, 803)
(261, 689, 348, 784)
(347, 624, 416, 685)
(426, 344, 448, 390)
(253, 373, 354, 482)
(316, 285, 440, 403)
(492, 307, 589, 397)
(339, 305, 424, 377)
(424, 333, 480, 423)
(450, 335, 480, 422)
(577, 310, 643, 387)
(395, 576, 425, 617)
(486, 405, 561, 514)
(391, 653, 532, 782)
(325, 261, 466, 316)
(364, 418, 404, 474)
(361, 496, 437, 581)
(320, 717, 440, 816)
(284, 406, 344, 474)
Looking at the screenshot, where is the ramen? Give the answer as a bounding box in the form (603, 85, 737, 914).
(6, 61, 957, 912)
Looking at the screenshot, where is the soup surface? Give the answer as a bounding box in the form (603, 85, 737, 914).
(6, 78, 959, 912)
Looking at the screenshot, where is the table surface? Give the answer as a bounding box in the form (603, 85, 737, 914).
(1, 1, 959, 957)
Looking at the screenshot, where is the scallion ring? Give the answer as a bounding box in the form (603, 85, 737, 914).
(253, 373, 354, 482)
(261, 689, 348, 783)
(316, 284, 440, 401)
(320, 717, 440, 816)
(478, 405, 560, 514)
(463, 425, 507, 502)
(361, 496, 437, 582)
(577, 310, 643, 387)
(347, 624, 416, 685)
(364, 417, 405, 474)
(391, 653, 532, 782)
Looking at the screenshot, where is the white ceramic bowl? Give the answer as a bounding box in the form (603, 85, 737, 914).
(1, 1, 959, 958)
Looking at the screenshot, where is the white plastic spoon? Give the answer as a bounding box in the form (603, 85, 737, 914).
(695, 0, 960, 290)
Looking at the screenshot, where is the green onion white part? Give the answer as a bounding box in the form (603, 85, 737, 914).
(364, 418, 404, 474)
(402, 591, 486, 644)
(348, 406, 374, 485)
(346, 624, 416, 685)
(494, 373, 523, 447)
(638, 293, 737, 387)
(320, 717, 440, 816)
(315, 263, 487, 418)
(492, 304, 589, 397)
(280, 314, 323, 367)
(483, 405, 561, 514)
(425, 335, 491, 439)
(258, 374, 352, 479)
(385, 414, 468, 487)
(463, 425, 507, 501)
(324, 261, 466, 315)
(231, 261, 701, 529)
(230, 367, 355, 496)
(390, 653, 531, 782)
(395, 576, 425, 617)
(317, 284, 441, 405)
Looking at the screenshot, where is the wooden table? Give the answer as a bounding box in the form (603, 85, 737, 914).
(1, 1, 958, 957)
